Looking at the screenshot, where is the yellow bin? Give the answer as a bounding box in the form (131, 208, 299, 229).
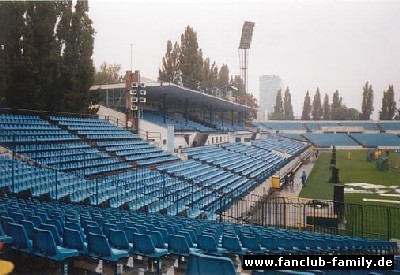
(272, 176, 280, 189)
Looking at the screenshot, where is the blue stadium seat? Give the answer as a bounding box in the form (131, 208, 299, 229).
(8, 223, 32, 252)
(87, 233, 128, 261)
(197, 234, 227, 255)
(168, 234, 201, 257)
(63, 228, 87, 254)
(32, 228, 79, 261)
(221, 235, 248, 255)
(108, 229, 134, 253)
(0, 224, 13, 244)
(186, 252, 236, 275)
(134, 233, 169, 259)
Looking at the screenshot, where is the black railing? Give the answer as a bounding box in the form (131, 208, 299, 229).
(222, 196, 400, 241)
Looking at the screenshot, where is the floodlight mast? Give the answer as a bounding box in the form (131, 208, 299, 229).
(238, 21, 255, 94)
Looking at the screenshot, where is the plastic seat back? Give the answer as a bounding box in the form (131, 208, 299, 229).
(198, 234, 217, 252)
(222, 235, 241, 252)
(135, 234, 155, 254)
(242, 235, 261, 251)
(125, 226, 139, 243)
(87, 233, 111, 257)
(21, 220, 35, 240)
(86, 225, 103, 235)
(109, 229, 129, 250)
(8, 223, 30, 250)
(169, 234, 190, 254)
(33, 228, 57, 257)
(41, 223, 62, 245)
(148, 230, 165, 248)
(63, 228, 85, 252)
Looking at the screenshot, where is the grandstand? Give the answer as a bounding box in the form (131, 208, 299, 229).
(1, 111, 400, 274)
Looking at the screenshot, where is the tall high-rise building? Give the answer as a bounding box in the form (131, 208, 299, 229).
(259, 75, 284, 118)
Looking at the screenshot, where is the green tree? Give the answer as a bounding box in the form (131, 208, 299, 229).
(158, 40, 181, 84)
(312, 88, 323, 120)
(179, 26, 203, 90)
(283, 87, 294, 120)
(62, 0, 96, 113)
(270, 89, 285, 120)
(361, 81, 374, 120)
(94, 62, 122, 85)
(331, 90, 343, 120)
(323, 93, 330, 120)
(380, 85, 397, 120)
(301, 90, 311, 120)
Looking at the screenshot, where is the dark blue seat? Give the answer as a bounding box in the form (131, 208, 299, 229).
(108, 229, 133, 253)
(46, 218, 63, 236)
(11, 212, 25, 224)
(41, 223, 62, 246)
(197, 234, 227, 255)
(168, 234, 201, 257)
(134, 233, 169, 259)
(187, 252, 236, 275)
(8, 223, 31, 252)
(87, 233, 129, 262)
(63, 228, 87, 254)
(0, 224, 13, 244)
(222, 235, 248, 255)
(32, 228, 79, 261)
(241, 235, 266, 254)
(0, 216, 14, 236)
(86, 225, 103, 235)
(148, 230, 167, 249)
(20, 220, 35, 240)
(103, 223, 118, 238)
(125, 226, 139, 244)
(260, 236, 283, 254)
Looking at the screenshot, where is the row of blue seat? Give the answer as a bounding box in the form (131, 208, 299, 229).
(1, 197, 396, 273)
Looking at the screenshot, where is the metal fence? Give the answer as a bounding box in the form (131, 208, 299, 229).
(222, 196, 400, 241)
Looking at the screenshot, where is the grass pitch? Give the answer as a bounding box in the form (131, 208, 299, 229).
(299, 150, 400, 205)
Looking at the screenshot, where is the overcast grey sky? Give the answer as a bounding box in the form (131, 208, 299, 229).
(89, 0, 400, 118)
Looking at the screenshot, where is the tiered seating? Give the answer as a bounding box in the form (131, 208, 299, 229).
(51, 116, 178, 167)
(0, 197, 396, 274)
(305, 122, 339, 131)
(351, 133, 400, 147)
(339, 121, 379, 131)
(158, 159, 256, 219)
(251, 137, 307, 155)
(0, 155, 88, 200)
(379, 122, 400, 132)
(143, 111, 215, 132)
(0, 114, 79, 143)
(303, 133, 359, 147)
(257, 122, 305, 131)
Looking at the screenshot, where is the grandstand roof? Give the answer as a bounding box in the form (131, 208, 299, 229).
(90, 82, 256, 113)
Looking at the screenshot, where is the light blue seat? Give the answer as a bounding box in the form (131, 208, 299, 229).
(87, 233, 129, 262)
(32, 228, 79, 261)
(186, 251, 236, 275)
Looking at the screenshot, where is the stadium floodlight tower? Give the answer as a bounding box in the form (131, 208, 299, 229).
(238, 21, 255, 93)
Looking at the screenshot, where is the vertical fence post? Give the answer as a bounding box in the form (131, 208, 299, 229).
(387, 207, 391, 241)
